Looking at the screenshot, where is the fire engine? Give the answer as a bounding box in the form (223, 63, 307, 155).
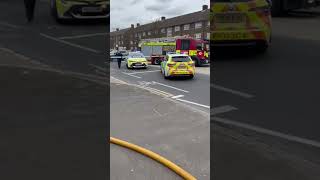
(139, 35, 209, 66)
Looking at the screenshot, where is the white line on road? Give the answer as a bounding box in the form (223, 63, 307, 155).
(59, 33, 108, 40)
(211, 105, 238, 115)
(213, 117, 320, 149)
(152, 81, 189, 93)
(89, 64, 106, 72)
(122, 72, 142, 78)
(0, 22, 22, 29)
(171, 95, 184, 99)
(40, 33, 101, 54)
(175, 98, 210, 109)
(212, 84, 255, 98)
(128, 70, 160, 75)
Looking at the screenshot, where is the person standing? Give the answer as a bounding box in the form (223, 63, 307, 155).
(117, 52, 123, 69)
(24, 0, 36, 22)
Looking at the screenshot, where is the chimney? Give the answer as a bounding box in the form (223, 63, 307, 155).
(161, 16, 166, 21)
(136, 23, 140, 27)
(131, 24, 134, 28)
(202, 5, 208, 10)
(116, 28, 119, 31)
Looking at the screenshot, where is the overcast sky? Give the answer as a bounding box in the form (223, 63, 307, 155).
(110, 0, 209, 31)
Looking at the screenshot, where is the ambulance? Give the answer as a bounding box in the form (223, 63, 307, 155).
(212, 0, 272, 52)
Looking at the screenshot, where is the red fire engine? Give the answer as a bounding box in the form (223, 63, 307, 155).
(139, 35, 209, 66)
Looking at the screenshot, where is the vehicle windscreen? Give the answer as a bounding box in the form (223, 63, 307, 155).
(171, 56, 191, 62)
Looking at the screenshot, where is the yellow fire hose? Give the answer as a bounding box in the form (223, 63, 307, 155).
(110, 137, 197, 180)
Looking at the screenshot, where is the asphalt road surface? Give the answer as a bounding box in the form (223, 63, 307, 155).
(0, 0, 107, 75)
(212, 8, 320, 163)
(110, 62, 210, 113)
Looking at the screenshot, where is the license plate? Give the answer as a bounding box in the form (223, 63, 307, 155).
(177, 65, 187, 69)
(82, 6, 102, 13)
(215, 13, 245, 23)
(212, 32, 249, 40)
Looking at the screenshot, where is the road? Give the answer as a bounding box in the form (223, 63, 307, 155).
(0, 1, 210, 179)
(212, 8, 320, 163)
(110, 62, 210, 112)
(0, 0, 107, 76)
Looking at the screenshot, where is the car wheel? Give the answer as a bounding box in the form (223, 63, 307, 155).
(189, 75, 194, 79)
(154, 58, 161, 65)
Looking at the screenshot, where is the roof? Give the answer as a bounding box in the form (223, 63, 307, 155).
(110, 28, 130, 36)
(135, 9, 209, 31)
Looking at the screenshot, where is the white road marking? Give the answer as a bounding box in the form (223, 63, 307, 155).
(175, 98, 210, 109)
(212, 83, 255, 98)
(211, 105, 238, 115)
(0, 22, 22, 29)
(122, 72, 142, 78)
(40, 33, 101, 54)
(152, 81, 189, 93)
(0, 47, 49, 67)
(128, 70, 160, 75)
(213, 117, 320, 149)
(59, 33, 107, 40)
(89, 64, 106, 72)
(171, 95, 184, 99)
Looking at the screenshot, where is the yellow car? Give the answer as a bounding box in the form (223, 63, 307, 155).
(212, 0, 272, 52)
(125, 52, 148, 69)
(50, 0, 109, 22)
(160, 54, 195, 79)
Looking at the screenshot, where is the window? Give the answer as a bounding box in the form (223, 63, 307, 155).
(148, 31, 152, 36)
(207, 33, 210, 40)
(183, 24, 190, 31)
(207, 21, 210, 27)
(167, 27, 172, 37)
(130, 41, 133, 45)
(161, 28, 166, 33)
(195, 33, 202, 39)
(172, 56, 191, 62)
(143, 32, 146, 36)
(181, 39, 190, 50)
(195, 22, 202, 29)
(175, 26, 180, 32)
(135, 33, 138, 37)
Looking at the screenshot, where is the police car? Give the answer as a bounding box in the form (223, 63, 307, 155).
(50, 0, 109, 22)
(212, 0, 272, 52)
(160, 54, 195, 79)
(125, 52, 148, 69)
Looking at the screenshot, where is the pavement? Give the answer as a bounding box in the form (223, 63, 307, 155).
(110, 76, 210, 179)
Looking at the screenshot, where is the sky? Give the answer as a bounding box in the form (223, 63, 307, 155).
(110, 0, 210, 31)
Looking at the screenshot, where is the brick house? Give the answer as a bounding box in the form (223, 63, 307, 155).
(110, 5, 210, 50)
